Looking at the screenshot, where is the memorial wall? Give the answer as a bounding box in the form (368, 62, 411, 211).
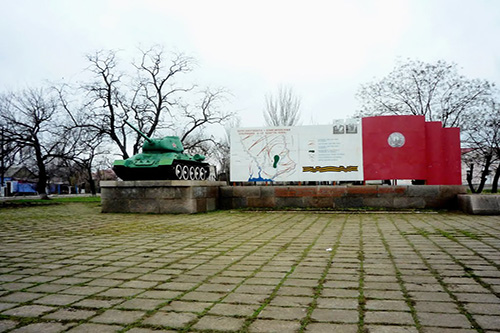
(230, 115, 462, 185)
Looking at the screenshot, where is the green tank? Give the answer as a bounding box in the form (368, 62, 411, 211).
(113, 121, 210, 181)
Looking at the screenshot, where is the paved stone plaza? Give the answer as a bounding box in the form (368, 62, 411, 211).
(0, 203, 499, 332)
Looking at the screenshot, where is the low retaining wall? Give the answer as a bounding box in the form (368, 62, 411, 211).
(458, 194, 500, 215)
(220, 185, 467, 210)
(101, 182, 467, 213)
(101, 180, 225, 214)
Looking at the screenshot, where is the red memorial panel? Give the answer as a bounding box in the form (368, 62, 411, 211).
(362, 115, 427, 181)
(441, 127, 462, 185)
(425, 121, 445, 185)
(362, 115, 461, 185)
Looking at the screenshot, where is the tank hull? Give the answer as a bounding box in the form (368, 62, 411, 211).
(111, 124, 211, 181)
(113, 161, 210, 181)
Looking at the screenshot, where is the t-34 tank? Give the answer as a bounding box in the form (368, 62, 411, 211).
(113, 121, 210, 181)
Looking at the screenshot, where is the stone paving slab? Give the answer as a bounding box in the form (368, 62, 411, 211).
(1, 203, 500, 332)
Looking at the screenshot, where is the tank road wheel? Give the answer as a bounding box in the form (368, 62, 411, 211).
(194, 166, 201, 180)
(174, 164, 183, 180)
(182, 165, 189, 180)
(205, 167, 210, 180)
(189, 166, 196, 180)
(199, 167, 207, 180)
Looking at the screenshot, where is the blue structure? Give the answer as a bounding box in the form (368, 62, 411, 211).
(2, 166, 37, 196)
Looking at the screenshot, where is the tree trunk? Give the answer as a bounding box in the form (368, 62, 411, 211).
(492, 165, 500, 193)
(476, 155, 493, 194)
(34, 142, 50, 200)
(466, 164, 477, 193)
(87, 165, 97, 195)
(36, 170, 49, 200)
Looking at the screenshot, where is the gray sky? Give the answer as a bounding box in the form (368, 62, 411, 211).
(1, 0, 499, 127)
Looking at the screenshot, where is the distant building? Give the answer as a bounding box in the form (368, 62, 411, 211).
(91, 168, 118, 193)
(1, 166, 37, 196)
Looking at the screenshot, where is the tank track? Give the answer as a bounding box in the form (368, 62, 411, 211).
(113, 162, 210, 181)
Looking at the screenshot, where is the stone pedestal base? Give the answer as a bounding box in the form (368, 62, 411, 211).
(101, 180, 225, 214)
(458, 194, 500, 215)
(220, 185, 467, 210)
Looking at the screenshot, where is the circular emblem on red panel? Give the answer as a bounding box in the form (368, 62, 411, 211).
(388, 132, 405, 148)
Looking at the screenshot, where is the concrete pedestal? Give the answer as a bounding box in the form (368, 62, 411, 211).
(220, 185, 467, 210)
(101, 182, 469, 214)
(458, 194, 500, 215)
(101, 180, 226, 214)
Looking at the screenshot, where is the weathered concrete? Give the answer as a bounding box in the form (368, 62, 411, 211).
(102, 182, 467, 213)
(221, 185, 467, 210)
(101, 180, 226, 214)
(458, 194, 500, 215)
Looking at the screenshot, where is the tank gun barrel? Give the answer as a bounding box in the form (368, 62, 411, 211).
(124, 120, 153, 143)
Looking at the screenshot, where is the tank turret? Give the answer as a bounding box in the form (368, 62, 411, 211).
(112, 121, 210, 181)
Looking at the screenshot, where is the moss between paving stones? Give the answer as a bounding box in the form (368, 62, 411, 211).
(1, 202, 499, 332)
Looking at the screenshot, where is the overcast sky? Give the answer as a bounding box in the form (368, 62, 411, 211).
(1, 0, 499, 128)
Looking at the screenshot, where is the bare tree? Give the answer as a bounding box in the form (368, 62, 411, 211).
(128, 47, 195, 154)
(356, 59, 493, 127)
(57, 83, 117, 195)
(357, 59, 497, 191)
(218, 116, 241, 180)
(67, 128, 108, 195)
(264, 85, 301, 126)
(179, 88, 234, 153)
(0, 125, 21, 189)
(82, 50, 130, 158)
(81, 46, 233, 159)
(0, 88, 75, 199)
(462, 100, 500, 193)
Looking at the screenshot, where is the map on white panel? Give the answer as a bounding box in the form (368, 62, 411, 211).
(230, 121, 364, 182)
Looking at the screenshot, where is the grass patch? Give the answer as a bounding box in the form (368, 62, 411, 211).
(415, 228, 430, 237)
(405, 228, 483, 242)
(299, 216, 348, 332)
(466, 189, 499, 194)
(377, 217, 422, 331)
(49, 196, 100, 203)
(457, 229, 482, 240)
(437, 229, 458, 242)
(0, 200, 55, 208)
(0, 196, 100, 209)
(394, 217, 485, 332)
(357, 217, 366, 333)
